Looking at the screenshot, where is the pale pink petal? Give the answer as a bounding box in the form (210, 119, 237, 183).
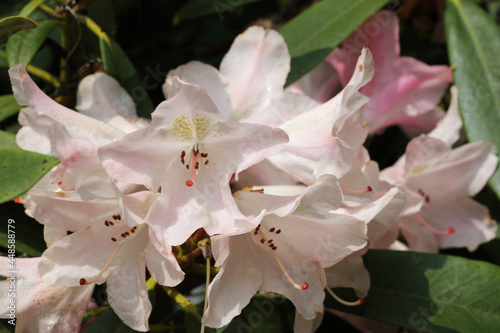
(361, 57, 451, 132)
(76, 72, 143, 133)
(106, 252, 150, 331)
(268, 47, 374, 184)
(203, 236, 263, 328)
(399, 107, 445, 137)
(220, 26, 289, 122)
(235, 158, 298, 187)
(328, 10, 398, 85)
(402, 198, 497, 251)
(337, 187, 406, 241)
(0, 257, 94, 333)
(145, 241, 184, 286)
(164, 61, 232, 119)
(38, 220, 129, 287)
(293, 311, 324, 333)
(325, 248, 370, 298)
(10, 64, 123, 144)
(327, 11, 452, 133)
(406, 139, 498, 197)
(25, 185, 119, 232)
(427, 85, 462, 146)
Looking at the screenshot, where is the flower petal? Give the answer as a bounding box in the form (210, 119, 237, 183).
(220, 26, 290, 121)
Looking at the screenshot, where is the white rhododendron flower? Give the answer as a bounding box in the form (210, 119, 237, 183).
(99, 77, 289, 248)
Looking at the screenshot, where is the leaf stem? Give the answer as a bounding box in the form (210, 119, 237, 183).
(161, 286, 201, 320)
(78, 14, 111, 46)
(38, 4, 60, 18)
(146, 277, 157, 291)
(26, 64, 61, 88)
(200, 256, 210, 333)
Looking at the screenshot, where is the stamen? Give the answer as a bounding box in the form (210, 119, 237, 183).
(326, 286, 364, 306)
(340, 185, 372, 194)
(414, 213, 455, 236)
(80, 242, 124, 285)
(257, 229, 307, 291)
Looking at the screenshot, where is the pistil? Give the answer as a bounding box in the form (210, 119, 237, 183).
(326, 285, 365, 306)
(414, 213, 455, 236)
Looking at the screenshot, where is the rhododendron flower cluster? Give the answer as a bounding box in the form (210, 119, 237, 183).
(0, 7, 498, 333)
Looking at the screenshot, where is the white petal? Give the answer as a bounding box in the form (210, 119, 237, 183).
(325, 249, 370, 298)
(164, 61, 232, 119)
(220, 26, 290, 121)
(76, 72, 141, 133)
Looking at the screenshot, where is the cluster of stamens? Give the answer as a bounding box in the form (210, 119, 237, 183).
(79, 214, 142, 285)
(181, 149, 210, 187)
(254, 224, 281, 251)
(253, 224, 308, 291)
(417, 188, 430, 203)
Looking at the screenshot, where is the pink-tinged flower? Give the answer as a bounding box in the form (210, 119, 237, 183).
(0, 257, 94, 333)
(164, 26, 318, 127)
(266, 47, 375, 185)
(203, 176, 368, 327)
(99, 77, 289, 248)
(381, 135, 498, 252)
(38, 189, 184, 332)
(10, 65, 146, 192)
(329, 10, 452, 133)
(291, 10, 452, 134)
(165, 27, 375, 186)
(10, 66, 184, 331)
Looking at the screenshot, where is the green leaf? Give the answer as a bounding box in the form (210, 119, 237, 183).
(0, 16, 38, 42)
(99, 37, 155, 117)
(173, 0, 262, 25)
(0, 318, 15, 332)
(279, 0, 391, 85)
(0, 131, 18, 149)
(0, 149, 59, 204)
(0, 50, 8, 68)
(0, 95, 21, 122)
(19, 0, 48, 17)
(6, 19, 59, 67)
(0, 201, 46, 257)
(328, 250, 500, 332)
(445, 0, 500, 200)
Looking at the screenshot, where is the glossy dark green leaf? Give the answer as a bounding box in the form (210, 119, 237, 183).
(328, 250, 500, 332)
(0, 201, 46, 257)
(99, 37, 155, 117)
(7, 19, 59, 67)
(0, 95, 21, 122)
(0, 131, 17, 149)
(19, 0, 48, 17)
(173, 0, 262, 25)
(0, 149, 59, 204)
(0, 16, 38, 41)
(445, 0, 500, 199)
(280, 0, 391, 85)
